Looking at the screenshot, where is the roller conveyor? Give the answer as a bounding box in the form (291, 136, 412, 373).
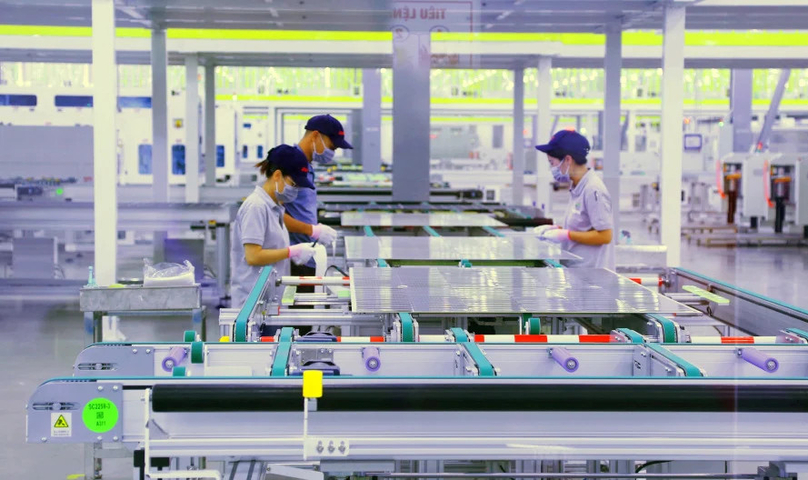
(73, 325, 808, 379)
(27, 235, 808, 480)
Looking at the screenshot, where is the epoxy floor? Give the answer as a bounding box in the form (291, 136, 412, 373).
(2, 216, 808, 478)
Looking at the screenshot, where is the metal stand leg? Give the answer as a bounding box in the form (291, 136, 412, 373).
(216, 224, 229, 303)
(587, 460, 601, 478)
(93, 311, 104, 344)
(193, 307, 207, 341)
(85, 442, 102, 480)
(417, 460, 443, 480)
(542, 459, 563, 479)
(609, 460, 633, 480)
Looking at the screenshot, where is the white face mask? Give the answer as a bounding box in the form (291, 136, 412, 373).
(312, 135, 335, 164)
(274, 177, 299, 204)
(550, 157, 571, 183)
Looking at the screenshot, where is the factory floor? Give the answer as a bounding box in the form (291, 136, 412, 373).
(2, 210, 808, 478)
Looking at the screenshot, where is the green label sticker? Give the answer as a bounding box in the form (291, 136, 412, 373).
(82, 398, 119, 433)
(683, 285, 731, 305)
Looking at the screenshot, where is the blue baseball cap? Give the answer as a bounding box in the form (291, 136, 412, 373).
(536, 129, 591, 164)
(267, 144, 315, 189)
(305, 114, 353, 149)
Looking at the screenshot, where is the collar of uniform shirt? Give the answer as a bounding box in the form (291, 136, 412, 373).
(570, 169, 592, 196)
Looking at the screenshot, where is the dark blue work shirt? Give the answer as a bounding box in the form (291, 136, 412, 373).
(285, 150, 318, 268)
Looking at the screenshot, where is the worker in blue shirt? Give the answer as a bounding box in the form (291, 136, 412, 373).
(284, 114, 353, 279)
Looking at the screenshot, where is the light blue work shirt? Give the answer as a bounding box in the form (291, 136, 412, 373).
(559, 169, 616, 270)
(285, 147, 318, 268)
(230, 186, 290, 308)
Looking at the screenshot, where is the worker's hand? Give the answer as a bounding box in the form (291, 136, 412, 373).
(533, 224, 560, 237)
(311, 223, 338, 245)
(540, 228, 571, 243)
(288, 244, 317, 265)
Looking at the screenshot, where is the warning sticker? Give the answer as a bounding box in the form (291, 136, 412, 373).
(51, 412, 72, 438)
(82, 398, 119, 433)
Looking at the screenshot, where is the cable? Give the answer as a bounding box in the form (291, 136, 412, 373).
(326, 264, 348, 277)
(635, 461, 670, 473)
(498, 463, 516, 480)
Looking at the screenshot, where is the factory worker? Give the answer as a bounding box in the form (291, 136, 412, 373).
(284, 114, 353, 280)
(534, 130, 615, 270)
(230, 145, 318, 308)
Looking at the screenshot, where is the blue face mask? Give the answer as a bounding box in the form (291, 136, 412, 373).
(275, 178, 299, 204)
(550, 158, 570, 183)
(312, 135, 335, 164)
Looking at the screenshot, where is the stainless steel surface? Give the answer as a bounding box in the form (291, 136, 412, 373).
(79, 285, 201, 312)
(345, 237, 580, 261)
(341, 212, 507, 228)
(350, 267, 694, 315)
(0, 202, 238, 230)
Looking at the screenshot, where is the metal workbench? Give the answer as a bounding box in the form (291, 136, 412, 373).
(79, 284, 205, 342)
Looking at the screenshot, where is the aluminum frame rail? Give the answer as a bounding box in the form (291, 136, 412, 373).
(69, 339, 808, 379)
(667, 268, 808, 335)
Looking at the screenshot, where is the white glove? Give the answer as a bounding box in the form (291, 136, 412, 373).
(540, 228, 571, 243)
(533, 224, 560, 237)
(288, 244, 317, 265)
(311, 223, 338, 245)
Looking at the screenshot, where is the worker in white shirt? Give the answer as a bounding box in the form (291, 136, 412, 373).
(534, 130, 615, 270)
(230, 145, 319, 308)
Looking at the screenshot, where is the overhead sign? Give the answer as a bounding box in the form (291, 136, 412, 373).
(392, 1, 478, 67)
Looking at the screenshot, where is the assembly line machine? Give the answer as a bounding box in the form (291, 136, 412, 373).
(688, 152, 808, 246)
(26, 209, 808, 480)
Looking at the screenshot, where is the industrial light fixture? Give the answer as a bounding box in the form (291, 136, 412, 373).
(496, 10, 513, 21)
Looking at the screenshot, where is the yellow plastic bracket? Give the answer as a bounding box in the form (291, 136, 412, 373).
(302, 370, 323, 399)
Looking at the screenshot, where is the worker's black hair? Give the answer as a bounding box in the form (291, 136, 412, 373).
(254, 147, 283, 178)
(551, 149, 587, 165)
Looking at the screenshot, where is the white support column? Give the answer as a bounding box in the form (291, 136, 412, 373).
(536, 56, 553, 216)
(204, 61, 217, 186)
(184, 55, 200, 203)
(361, 68, 382, 173)
(91, 0, 117, 285)
(603, 20, 623, 242)
(660, 4, 686, 267)
(512, 67, 525, 206)
(392, 29, 430, 202)
(151, 26, 169, 202)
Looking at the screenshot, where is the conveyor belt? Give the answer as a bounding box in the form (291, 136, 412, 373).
(341, 212, 507, 227)
(150, 380, 808, 413)
(350, 267, 695, 315)
(344, 236, 580, 262)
